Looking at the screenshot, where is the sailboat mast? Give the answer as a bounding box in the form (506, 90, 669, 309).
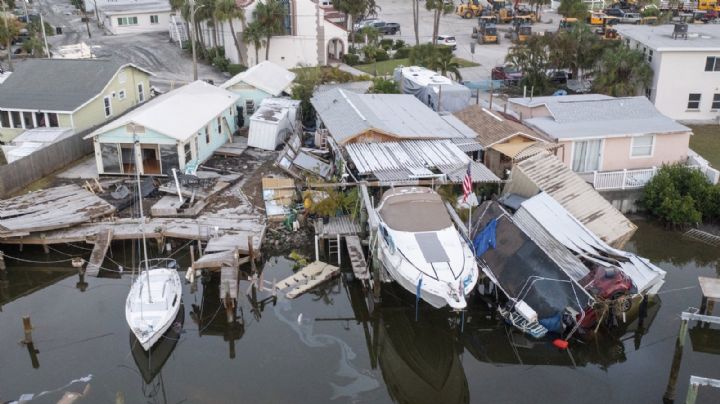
(133, 128, 152, 303)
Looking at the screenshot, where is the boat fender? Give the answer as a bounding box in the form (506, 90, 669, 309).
(553, 339, 569, 350)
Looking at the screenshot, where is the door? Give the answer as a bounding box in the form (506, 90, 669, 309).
(141, 145, 161, 175)
(572, 139, 602, 172)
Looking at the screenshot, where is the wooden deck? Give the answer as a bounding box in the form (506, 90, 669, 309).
(0, 184, 116, 238)
(314, 215, 361, 239)
(84, 229, 113, 277)
(699, 277, 720, 301)
(345, 235, 369, 280)
(214, 136, 248, 157)
(276, 261, 340, 299)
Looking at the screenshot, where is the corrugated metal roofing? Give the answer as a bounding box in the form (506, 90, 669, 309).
(438, 162, 501, 184)
(0, 59, 149, 112)
(310, 89, 477, 144)
(513, 152, 637, 246)
(453, 104, 549, 147)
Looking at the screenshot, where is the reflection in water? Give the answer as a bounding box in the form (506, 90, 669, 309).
(377, 306, 469, 404)
(190, 273, 245, 359)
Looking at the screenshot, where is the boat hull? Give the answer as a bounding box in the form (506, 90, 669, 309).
(126, 268, 183, 351)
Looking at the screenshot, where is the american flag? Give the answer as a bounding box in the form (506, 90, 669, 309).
(462, 162, 472, 202)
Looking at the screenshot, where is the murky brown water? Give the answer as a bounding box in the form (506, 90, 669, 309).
(0, 219, 718, 403)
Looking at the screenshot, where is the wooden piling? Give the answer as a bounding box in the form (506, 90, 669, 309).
(26, 342, 40, 369)
(22, 316, 33, 344)
(663, 316, 690, 402)
(0, 251, 5, 271)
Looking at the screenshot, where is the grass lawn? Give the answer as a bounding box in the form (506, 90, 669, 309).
(689, 125, 720, 168)
(354, 57, 479, 77)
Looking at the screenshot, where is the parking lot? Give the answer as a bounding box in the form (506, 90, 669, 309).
(373, 0, 562, 80)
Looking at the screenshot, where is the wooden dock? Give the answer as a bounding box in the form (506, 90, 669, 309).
(84, 229, 113, 277)
(345, 235, 369, 280)
(314, 215, 361, 239)
(276, 261, 340, 299)
(699, 276, 720, 316)
(683, 229, 720, 247)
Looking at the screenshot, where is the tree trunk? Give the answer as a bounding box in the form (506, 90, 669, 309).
(229, 20, 243, 65)
(265, 35, 271, 60)
(255, 44, 259, 66)
(213, 17, 220, 48)
(349, 14, 356, 46)
(432, 8, 440, 45)
(84, 11, 92, 38)
(413, 0, 419, 45)
(196, 21, 207, 53)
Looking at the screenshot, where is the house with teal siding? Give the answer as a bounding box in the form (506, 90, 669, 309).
(220, 61, 296, 128)
(85, 81, 240, 176)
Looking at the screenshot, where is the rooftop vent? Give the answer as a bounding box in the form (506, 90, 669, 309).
(672, 23, 688, 40)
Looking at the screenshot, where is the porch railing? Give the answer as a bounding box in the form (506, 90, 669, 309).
(583, 162, 720, 191)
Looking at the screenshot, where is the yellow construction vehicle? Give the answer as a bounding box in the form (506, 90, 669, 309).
(588, 12, 619, 26)
(497, 8, 514, 23)
(477, 20, 499, 44)
(511, 20, 532, 43)
(456, 0, 484, 18)
(559, 17, 578, 30)
(698, 0, 720, 12)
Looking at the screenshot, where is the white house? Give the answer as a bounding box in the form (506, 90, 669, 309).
(100, 2, 174, 35)
(84, 0, 159, 12)
(616, 24, 720, 123)
(200, 0, 348, 69)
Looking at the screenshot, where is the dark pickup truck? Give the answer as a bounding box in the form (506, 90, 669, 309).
(354, 20, 401, 35)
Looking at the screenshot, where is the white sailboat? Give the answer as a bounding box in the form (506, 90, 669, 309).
(125, 138, 182, 351)
(375, 187, 478, 310)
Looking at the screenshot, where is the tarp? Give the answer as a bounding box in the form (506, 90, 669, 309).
(473, 218, 497, 256)
(394, 69, 471, 113)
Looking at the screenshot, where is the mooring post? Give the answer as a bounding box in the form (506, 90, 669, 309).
(41, 234, 49, 254)
(314, 235, 319, 262)
(22, 316, 33, 344)
(248, 236, 256, 274)
(686, 381, 699, 404)
(663, 316, 689, 402)
(0, 250, 5, 272)
(337, 234, 342, 266)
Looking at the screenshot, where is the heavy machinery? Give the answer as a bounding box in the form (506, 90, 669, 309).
(456, 0, 484, 18)
(698, 0, 720, 12)
(601, 27, 621, 40)
(559, 17, 578, 30)
(477, 20, 499, 44)
(589, 12, 619, 26)
(510, 20, 532, 43)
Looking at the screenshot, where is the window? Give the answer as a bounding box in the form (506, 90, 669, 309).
(0, 110, 9, 128)
(184, 142, 192, 165)
(712, 94, 720, 110)
(137, 83, 145, 103)
(48, 113, 59, 127)
(648, 49, 653, 63)
(118, 89, 126, 100)
(572, 139, 602, 172)
(631, 135, 654, 157)
(281, 0, 292, 35)
(35, 112, 46, 127)
(103, 96, 112, 117)
(159, 144, 179, 174)
(22, 111, 34, 129)
(204, 129, 209, 144)
(10, 111, 21, 128)
(687, 93, 701, 110)
(150, 15, 159, 24)
(117, 16, 138, 26)
(217, 117, 222, 134)
(245, 99, 255, 115)
(101, 143, 122, 173)
(705, 57, 720, 72)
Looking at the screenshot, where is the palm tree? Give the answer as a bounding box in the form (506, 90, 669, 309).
(425, 0, 453, 45)
(242, 20, 264, 65)
(434, 48, 462, 81)
(215, 0, 245, 64)
(593, 45, 652, 97)
(506, 36, 551, 94)
(253, 0, 286, 61)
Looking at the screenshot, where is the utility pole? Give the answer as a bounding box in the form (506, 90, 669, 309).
(1, 1, 12, 70)
(37, 0, 50, 57)
(189, 0, 203, 81)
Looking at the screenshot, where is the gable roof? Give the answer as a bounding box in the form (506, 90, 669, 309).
(453, 104, 549, 147)
(86, 81, 239, 142)
(0, 59, 151, 112)
(311, 88, 477, 144)
(506, 152, 637, 247)
(517, 95, 690, 140)
(220, 61, 296, 96)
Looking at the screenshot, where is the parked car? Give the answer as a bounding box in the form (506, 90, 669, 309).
(436, 34, 457, 50)
(604, 7, 624, 17)
(491, 64, 523, 85)
(353, 20, 401, 35)
(548, 70, 572, 85)
(618, 11, 641, 24)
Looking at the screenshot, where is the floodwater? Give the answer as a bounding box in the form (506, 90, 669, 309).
(1, 219, 719, 403)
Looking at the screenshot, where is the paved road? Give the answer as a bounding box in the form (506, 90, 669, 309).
(30, 0, 225, 91)
(373, 0, 562, 79)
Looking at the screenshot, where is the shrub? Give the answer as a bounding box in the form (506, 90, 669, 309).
(393, 47, 411, 59)
(212, 56, 230, 72)
(379, 38, 394, 50)
(375, 48, 389, 62)
(348, 45, 359, 55)
(343, 53, 360, 66)
(393, 39, 406, 50)
(228, 64, 247, 75)
(641, 164, 714, 227)
(370, 77, 399, 94)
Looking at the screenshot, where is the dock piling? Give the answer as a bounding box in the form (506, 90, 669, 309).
(22, 316, 33, 344)
(0, 251, 5, 271)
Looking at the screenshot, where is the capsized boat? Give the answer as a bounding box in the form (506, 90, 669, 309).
(375, 187, 478, 310)
(126, 259, 183, 351)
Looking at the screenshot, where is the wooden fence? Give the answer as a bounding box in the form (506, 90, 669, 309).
(0, 131, 93, 197)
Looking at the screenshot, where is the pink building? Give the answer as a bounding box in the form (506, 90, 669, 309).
(507, 94, 692, 175)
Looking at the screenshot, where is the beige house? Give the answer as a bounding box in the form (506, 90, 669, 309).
(0, 59, 152, 143)
(507, 94, 692, 176)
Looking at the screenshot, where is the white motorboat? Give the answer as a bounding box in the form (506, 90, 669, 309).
(125, 136, 182, 351)
(375, 187, 478, 310)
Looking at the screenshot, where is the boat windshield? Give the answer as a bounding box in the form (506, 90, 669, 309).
(379, 190, 451, 232)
